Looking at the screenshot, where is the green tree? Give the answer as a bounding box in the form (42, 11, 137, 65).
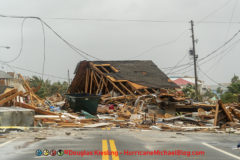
(203, 89, 216, 99)
(182, 84, 196, 99)
(221, 75, 240, 103)
(50, 81, 69, 96)
(231, 74, 239, 83)
(221, 92, 237, 103)
(216, 87, 223, 95)
(29, 76, 69, 98)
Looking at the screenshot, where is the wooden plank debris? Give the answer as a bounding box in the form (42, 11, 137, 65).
(0, 91, 22, 105)
(84, 123, 112, 128)
(0, 89, 17, 100)
(15, 102, 58, 115)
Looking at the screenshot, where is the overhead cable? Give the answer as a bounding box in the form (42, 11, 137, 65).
(0, 14, 100, 60)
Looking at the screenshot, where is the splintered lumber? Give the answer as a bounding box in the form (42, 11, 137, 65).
(100, 66, 109, 73)
(232, 108, 240, 118)
(90, 62, 126, 95)
(219, 101, 233, 122)
(192, 104, 216, 108)
(85, 68, 89, 93)
(15, 102, 58, 115)
(181, 126, 219, 129)
(84, 123, 112, 128)
(93, 73, 100, 89)
(214, 100, 233, 126)
(214, 103, 219, 126)
(62, 113, 81, 121)
(34, 115, 62, 120)
(0, 91, 22, 105)
(0, 89, 17, 100)
(175, 104, 216, 111)
(18, 74, 44, 105)
(101, 95, 135, 102)
(119, 82, 136, 97)
(89, 70, 93, 94)
(57, 122, 83, 128)
(94, 72, 109, 93)
(144, 88, 150, 94)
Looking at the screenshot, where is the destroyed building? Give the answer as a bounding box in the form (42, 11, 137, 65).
(68, 60, 178, 97)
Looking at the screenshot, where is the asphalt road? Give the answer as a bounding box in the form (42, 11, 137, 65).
(0, 128, 240, 160)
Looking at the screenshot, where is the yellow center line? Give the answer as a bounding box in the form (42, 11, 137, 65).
(102, 139, 109, 160)
(109, 140, 120, 160)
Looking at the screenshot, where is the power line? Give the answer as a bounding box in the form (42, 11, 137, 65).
(6, 64, 68, 80)
(224, 0, 238, 40)
(0, 14, 101, 60)
(173, 29, 240, 72)
(45, 17, 188, 23)
(43, 0, 233, 24)
(0, 60, 68, 80)
(198, 65, 223, 87)
(162, 61, 191, 70)
(198, 30, 240, 64)
(196, 21, 240, 24)
(0, 18, 46, 81)
(171, 38, 240, 77)
(196, 0, 233, 24)
(127, 0, 236, 60)
(167, 31, 240, 75)
(128, 30, 188, 59)
(0, 13, 102, 83)
(199, 30, 240, 62)
(151, 0, 236, 69)
(179, 37, 240, 75)
(167, 62, 194, 75)
(167, 53, 188, 75)
(45, 19, 240, 24)
(40, 20, 100, 60)
(206, 38, 240, 73)
(43, 18, 240, 24)
(1, 18, 26, 63)
(40, 20, 46, 80)
(43, 0, 233, 25)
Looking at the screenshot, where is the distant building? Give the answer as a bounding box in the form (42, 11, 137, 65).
(208, 83, 230, 96)
(170, 76, 207, 94)
(0, 71, 25, 93)
(6, 72, 26, 92)
(0, 70, 13, 86)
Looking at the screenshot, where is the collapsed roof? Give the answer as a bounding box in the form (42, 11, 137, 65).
(69, 60, 178, 96)
(91, 60, 178, 88)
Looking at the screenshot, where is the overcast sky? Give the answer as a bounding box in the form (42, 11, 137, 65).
(0, 0, 239, 85)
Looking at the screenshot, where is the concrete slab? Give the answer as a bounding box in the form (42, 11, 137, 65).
(0, 107, 34, 127)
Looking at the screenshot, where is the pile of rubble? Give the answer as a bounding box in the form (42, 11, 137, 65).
(95, 93, 217, 131)
(0, 74, 240, 133)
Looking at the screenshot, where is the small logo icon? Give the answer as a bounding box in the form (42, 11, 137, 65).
(43, 149, 49, 156)
(35, 149, 42, 156)
(50, 150, 57, 156)
(57, 149, 64, 156)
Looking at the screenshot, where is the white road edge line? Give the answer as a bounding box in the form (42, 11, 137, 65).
(0, 138, 16, 148)
(202, 142, 240, 160)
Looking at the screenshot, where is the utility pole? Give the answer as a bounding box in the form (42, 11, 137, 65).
(190, 20, 199, 101)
